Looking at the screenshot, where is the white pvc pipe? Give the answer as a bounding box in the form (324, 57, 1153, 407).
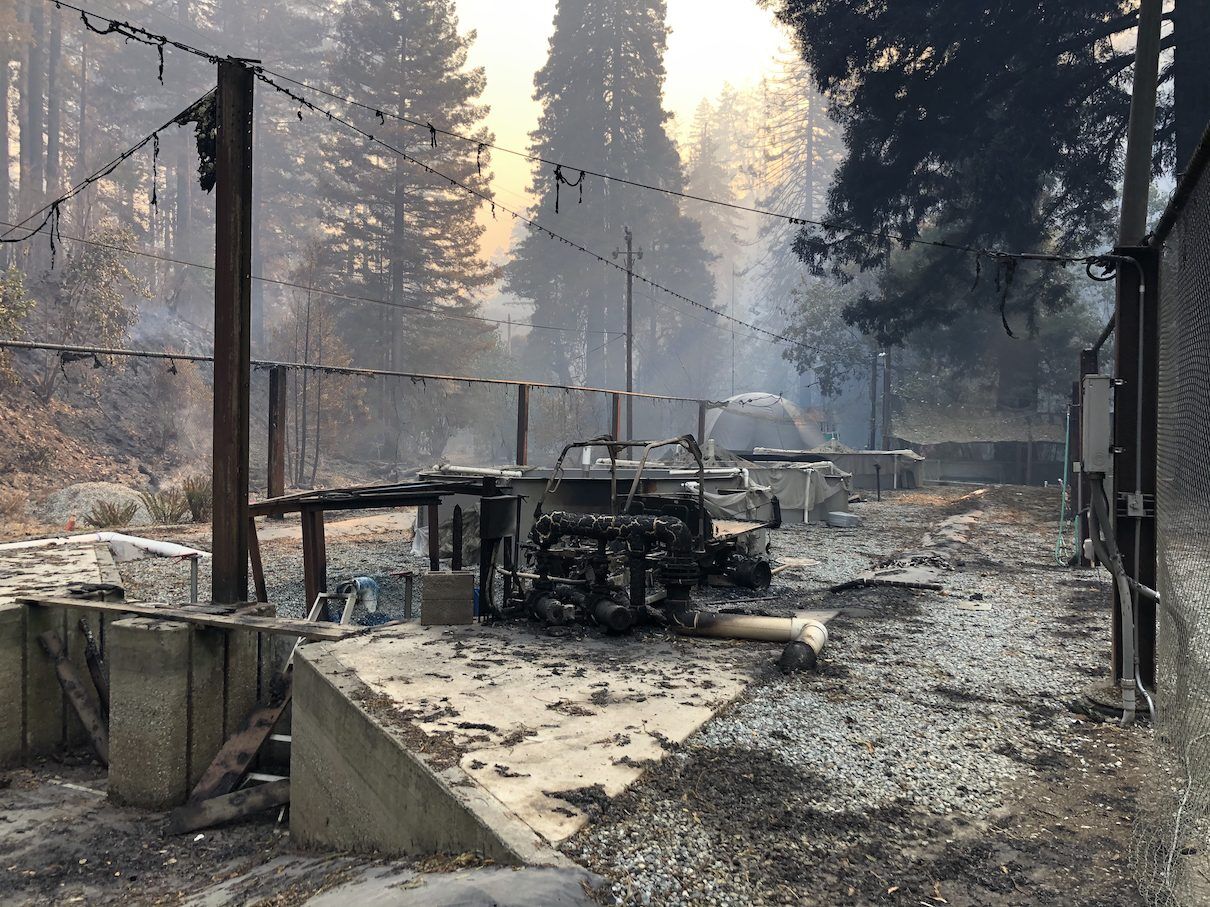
(0, 531, 209, 561)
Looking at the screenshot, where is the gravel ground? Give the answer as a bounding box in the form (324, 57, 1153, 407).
(113, 486, 1149, 906)
(566, 486, 1148, 907)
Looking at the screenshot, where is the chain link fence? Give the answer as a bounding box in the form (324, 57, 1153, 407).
(1131, 139, 1210, 906)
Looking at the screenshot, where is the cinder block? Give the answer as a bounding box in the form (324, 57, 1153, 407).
(0, 604, 26, 766)
(24, 605, 66, 755)
(108, 617, 190, 809)
(421, 572, 475, 626)
(188, 627, 227, 789)
(225, 604, 272, 736)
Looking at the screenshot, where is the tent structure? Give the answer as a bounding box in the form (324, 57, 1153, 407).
(703, 393, 824, 452)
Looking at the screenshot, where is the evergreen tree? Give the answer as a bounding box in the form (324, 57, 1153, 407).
(319, 0, 497, 459)
(751, 51, 842, 309)
(503, 0, 715, 398)
(769, 0, 1200, 343)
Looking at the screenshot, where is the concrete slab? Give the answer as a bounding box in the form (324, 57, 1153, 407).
(292, 622, 763, 858)
(0, 542, 106, 605)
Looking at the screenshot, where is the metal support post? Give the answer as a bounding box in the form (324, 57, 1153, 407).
(1112, 245, 1159, 688)
(267, 365, 286, 514)
(211, 59, 255, 605)
(515, 383, 530, 465)
(610, 393, 622, 441)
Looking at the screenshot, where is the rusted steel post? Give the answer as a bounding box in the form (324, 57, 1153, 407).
(267, 365, 286, 514)
(212, 60, 255, 605)
(427, 503, 441, 572)
(515, 383, 530, 465)
(451, 504, 463, 572)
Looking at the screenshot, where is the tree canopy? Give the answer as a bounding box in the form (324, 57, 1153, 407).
(768, 0, 1203, 345)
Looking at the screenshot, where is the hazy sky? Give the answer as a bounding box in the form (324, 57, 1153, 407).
(454, 0, 789, 258)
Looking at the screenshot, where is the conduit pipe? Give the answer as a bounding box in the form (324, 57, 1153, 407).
(1087, 478, 1156, 726)
(669, 606, 829, 673)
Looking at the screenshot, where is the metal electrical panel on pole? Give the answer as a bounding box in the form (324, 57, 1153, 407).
(212, 60, 255, 605)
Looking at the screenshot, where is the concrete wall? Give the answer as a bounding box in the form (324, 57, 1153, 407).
(0, 595, 271, 811)
(291, 645, 562, 865)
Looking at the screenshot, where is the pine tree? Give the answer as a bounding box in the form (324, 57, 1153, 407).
(318, 0, 497, 460)
(751, 52, 842, 310)
(503, 0, 715, 398)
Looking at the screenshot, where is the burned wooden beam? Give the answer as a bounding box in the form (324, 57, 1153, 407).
(38, 630, 108, 766)
(188, 679, 292, 803)
(169, 779, 290, 835)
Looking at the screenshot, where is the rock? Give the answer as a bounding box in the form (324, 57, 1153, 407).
(825, 511, 862, 528)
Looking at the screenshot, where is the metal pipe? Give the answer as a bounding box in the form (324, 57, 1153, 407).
(669, 607, 829, 672)
(1088, 477, 1139, 726)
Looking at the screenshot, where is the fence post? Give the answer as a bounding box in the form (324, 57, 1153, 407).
(267, 366, 286, 515)
(697, 401, 707, 444)
(515, 384, 530, 465)
(1111, 244, 1160, 689)
(211, 60, 255, 606)
(611, 393, 622, 440)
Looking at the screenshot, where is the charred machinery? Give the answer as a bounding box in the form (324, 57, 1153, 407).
(502, 436, 777, 632)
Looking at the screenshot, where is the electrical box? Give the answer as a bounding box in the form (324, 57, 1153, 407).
(1081, 374, 1114, 475)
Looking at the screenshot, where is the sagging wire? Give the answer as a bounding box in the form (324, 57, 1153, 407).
(252, 69, 829, 357)
(1, 339, 711, 403)
(247, 59, 1111, 271)
(0, 216, 626, 339)
(50, 0, 1118, 290)
(553, 164, 585, 214)
(0, 89, 215, 264)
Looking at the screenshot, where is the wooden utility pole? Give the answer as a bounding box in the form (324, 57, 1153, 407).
(880, 349, 892, 448)
(614, 227, 641, 439)
(212, 60, 255, 605)
(867, 351, 879, 450)
(515, 384, 530, 465)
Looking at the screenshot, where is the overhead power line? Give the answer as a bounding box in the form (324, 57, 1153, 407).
(0, 339, 714, 404)
(37, 0, 828, 358)
(1, 88, 215, 261)
(46, 0, 1117, 270)
(252, 66, 1107, 266)
(0, 220, 621, 338)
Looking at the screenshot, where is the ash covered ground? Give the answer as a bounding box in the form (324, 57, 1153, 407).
(2, 485, 1148, 906)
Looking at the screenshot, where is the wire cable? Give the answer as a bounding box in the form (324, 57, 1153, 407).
(0, 219, 621, 338)
(0, 338, 714, 403)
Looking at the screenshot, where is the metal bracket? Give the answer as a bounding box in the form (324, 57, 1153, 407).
(1117, 492, 1155, 518)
